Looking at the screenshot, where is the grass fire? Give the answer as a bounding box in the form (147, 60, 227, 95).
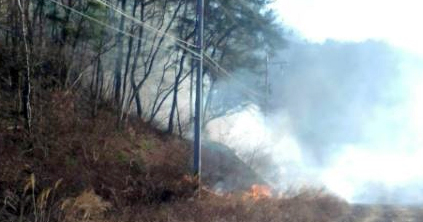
(2, 0, 423, 221)
(244, 184, 273, 200)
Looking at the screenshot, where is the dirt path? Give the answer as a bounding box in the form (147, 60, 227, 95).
(341, 205, 423, 222)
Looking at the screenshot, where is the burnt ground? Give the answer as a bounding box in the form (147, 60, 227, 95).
(341, 204, 423, 222)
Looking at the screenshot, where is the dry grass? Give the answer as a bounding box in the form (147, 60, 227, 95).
(106, 188, 349, 222)
(1, 89, 351, 222)
(61, 189, 112, 222)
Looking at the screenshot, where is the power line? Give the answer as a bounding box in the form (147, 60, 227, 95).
(200, 1, 268, 99)
(49, 0, 262, 99)
(92, 0, 197, 48)
(47, 0, 201, 59)
(98, 0, 262, 99)
(203, 57, 265, 99)
(94, 0, 263, 99)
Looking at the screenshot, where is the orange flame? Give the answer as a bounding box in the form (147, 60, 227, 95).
(244, 184, 272, 200)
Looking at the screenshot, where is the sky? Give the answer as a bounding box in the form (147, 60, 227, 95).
(271, 0, 423, 57)
(209, 0, 423, 204)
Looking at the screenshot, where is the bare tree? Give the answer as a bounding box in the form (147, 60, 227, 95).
(17, 0, 32, 133)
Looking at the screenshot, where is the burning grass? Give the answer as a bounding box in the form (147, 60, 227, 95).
(244, 184, 273, 200)
(106, 186, 349, 222)
(1, 90, 351, 222)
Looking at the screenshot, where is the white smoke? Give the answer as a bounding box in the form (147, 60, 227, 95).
(208, 39, 423, 205)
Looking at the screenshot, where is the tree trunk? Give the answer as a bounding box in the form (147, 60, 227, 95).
(127, 2, 144, 118)
(168, 50, 187, 133)
(119, 1, 138, 124)
(17, 0, 32, 133)
(114, 0, 127, 127)
(127, 0, 183, 119)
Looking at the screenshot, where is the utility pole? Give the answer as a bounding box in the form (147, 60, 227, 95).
(194, 0, 204, 186)
(264, 54, 287, 118)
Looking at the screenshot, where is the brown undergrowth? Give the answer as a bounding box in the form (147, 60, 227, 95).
(0, 90, 350, 222)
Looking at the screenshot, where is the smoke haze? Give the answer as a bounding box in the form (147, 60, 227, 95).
(271, 40, 402, 164)
(211, 38, 423, 204)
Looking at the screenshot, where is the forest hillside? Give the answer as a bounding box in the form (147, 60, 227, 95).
(0, 0, 351, 221)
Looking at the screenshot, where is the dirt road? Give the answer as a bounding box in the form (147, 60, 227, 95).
(341, 204, 423, 222)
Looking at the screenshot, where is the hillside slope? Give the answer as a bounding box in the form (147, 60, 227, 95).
(0, 90, 349, 222)
(203, 141, 268, 192)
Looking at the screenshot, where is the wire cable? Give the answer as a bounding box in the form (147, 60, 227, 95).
(48, 0, 262, 99)
(201, 1, 267, 98)
(92, 0, 262, 98)
(203, 56, 265, 99)
(47, 0, 201, 60)
(92, 0, 197, 48)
